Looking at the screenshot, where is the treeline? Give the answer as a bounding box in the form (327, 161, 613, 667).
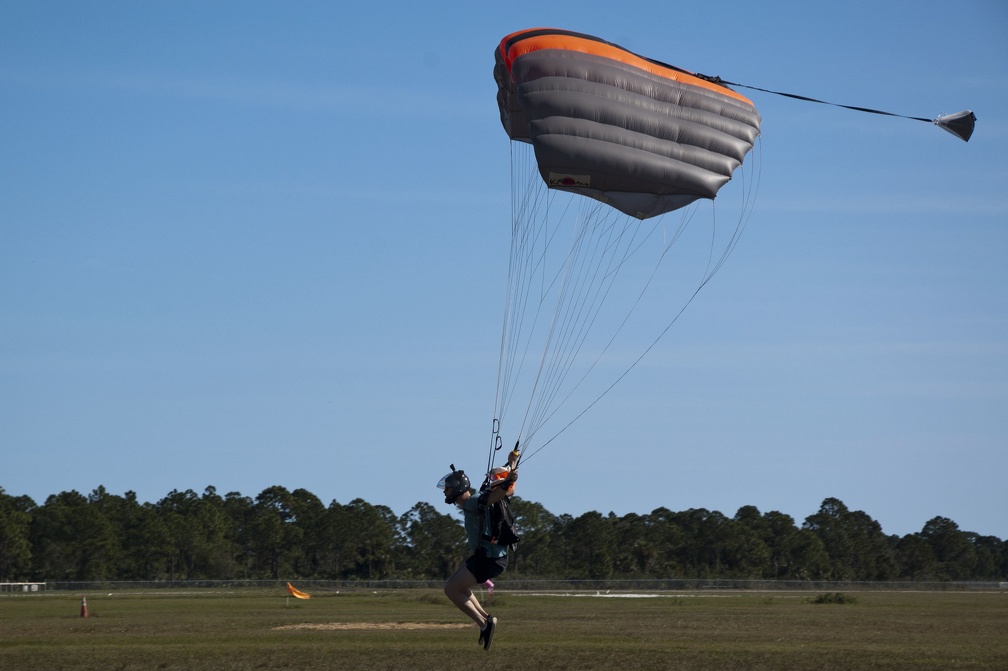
(0, 486, 1004, 583)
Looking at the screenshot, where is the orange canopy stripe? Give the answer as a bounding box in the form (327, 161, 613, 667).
(497, 28, 755, 107)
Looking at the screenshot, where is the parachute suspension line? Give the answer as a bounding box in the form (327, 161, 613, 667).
(493, 140, 541, 466)
(517, 198, 659, 449)
(504, 179, 569, 435)
(692, 138, 761, 297)
(521, 153, 763, 466)
(706, 138, 761, 288)
(521, 202, 621, 444)
(528, 201, 661, 440)
(495, 143, 580, 468)
(517, 224, 710, 465)
(526, 208, 688, 445)
(494, 141, 529, 465)
(492, 141, 518, 462)
(514, 197, 592, 445)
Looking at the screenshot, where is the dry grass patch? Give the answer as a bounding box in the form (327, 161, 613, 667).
(274, 621, 468, 631)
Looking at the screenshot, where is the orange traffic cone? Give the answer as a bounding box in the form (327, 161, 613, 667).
(80, 596, 88, 618)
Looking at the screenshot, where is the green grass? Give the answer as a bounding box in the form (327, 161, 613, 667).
(1, 589, 1006, 670)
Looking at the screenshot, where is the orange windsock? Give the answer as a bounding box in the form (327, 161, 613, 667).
(286, 582, 311, 600)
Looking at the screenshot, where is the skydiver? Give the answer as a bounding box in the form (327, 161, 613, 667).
(438, 448, 519, 650)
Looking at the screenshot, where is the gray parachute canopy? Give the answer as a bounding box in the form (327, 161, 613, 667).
(495, 29, 762, 220)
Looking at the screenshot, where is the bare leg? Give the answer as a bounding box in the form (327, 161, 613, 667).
(468, 591, 489, 620)
(444, 563, 487, 628)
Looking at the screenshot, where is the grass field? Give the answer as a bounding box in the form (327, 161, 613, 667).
(2, 588, 1006, 670)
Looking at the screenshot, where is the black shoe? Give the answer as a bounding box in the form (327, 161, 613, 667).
(478, 616, 489, 645)
(481, 615, 497, 650)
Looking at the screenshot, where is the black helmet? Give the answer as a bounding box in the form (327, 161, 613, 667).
(436, 465, 470, 504)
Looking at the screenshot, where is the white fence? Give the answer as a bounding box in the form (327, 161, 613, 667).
(0, 582, 46, 593)
(9, 579, 1004, 593)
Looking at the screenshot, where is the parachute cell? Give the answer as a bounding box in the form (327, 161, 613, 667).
(495, 28, 762, 219)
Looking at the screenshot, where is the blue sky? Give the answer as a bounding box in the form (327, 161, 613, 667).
(3, 1, 1006, 539)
